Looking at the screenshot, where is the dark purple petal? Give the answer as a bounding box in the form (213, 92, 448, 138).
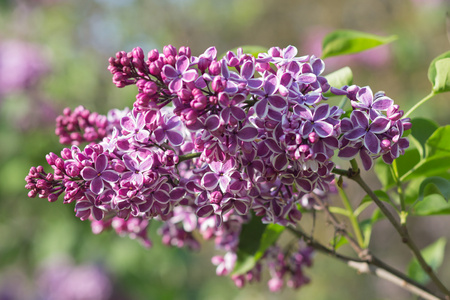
(169, 78, 183, 92)
(90, 177, 104, 195)
(241, 60, 254, 79)
(123, 154, 138, 172)
(313, 104, 330, 121)
(264, 74, 278, 95)
(352, 110, 369, 129)
(101, 170, 119, 182)
(295, 178, 312, 192)
(254, 97, 268, 118)
(294, 104, 313, 120)
(338, 145, 361, 159)
(345, 127, 366, 141)
(370, 116, 391, 134)
(234, 200, 249, 215)
(230, 106, 246, 120)
(314, 121, 334, 138)
(364, 131, 381, 154)
(81, 166, 98, 180)
(154, 190, 170, 204)
(273, 153, 288, 171)
(268, 95, 287, 110)
(92, 207, 104, 221)
(196, 205, 214, 218)
(170, 188, 186, 201)
(265, 138, 283, 153)
(166, 131, 184, 146)
(360, 149, 373, 170)
(205, 115, 221, 131)
(237, 126, 258, 142)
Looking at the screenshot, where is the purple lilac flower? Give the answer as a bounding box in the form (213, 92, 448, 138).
(81, 154, 119, 194)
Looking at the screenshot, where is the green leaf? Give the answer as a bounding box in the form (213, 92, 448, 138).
(428, 51, 450, 92)
(407, 238, 446, 284)
(330, 235, 348, 250)
(328, 206, 350, 216)
(321, 30, 397, 59)
(359, 208, 384, 247)
(401, 155, 450, 182)
(232, 217, 284, 275)
(418, 177, 450, 201)
(432, 58, 450, 93)
(324, 67, 353, 97)
(409, 118, 439, 158)
(414, 194, 450, 216)
(376, 148, 421, 189)
(361, 190, 391, 204)
(426, 125, 450, 158)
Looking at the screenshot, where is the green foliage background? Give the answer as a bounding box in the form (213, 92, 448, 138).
(0, 0, 449, 299)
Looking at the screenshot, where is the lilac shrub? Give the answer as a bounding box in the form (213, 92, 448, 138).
(25, 44, 411, 292)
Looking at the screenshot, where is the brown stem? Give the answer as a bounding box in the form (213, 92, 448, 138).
(288, 227, 443, 300)
(338, 168, 450, 298)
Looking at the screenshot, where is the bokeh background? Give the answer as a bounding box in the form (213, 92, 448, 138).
(1, 0, 449, 299)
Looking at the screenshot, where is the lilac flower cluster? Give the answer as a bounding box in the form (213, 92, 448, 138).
(25, 44, 410, 291)
(333, 85, 411, 170)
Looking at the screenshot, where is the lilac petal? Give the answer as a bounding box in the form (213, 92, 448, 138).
(297, 73, 317, 84)
(170, 188, 186, 201)
(268, 95, 287, 110)
(264, 74, 278, 95)
(182, 69, 198, 82)
(234, 201, 249, 215)
(154, 190, 170, 204)
(284, 45, 298, 59)
(120, 116, 135, 132)
(169, 78, 183, 92)
(196, 205, 214, 218)
(241, 60, 254, 79)
(237, 126, 258, 142)
(286, 62, 300, 76)
(314, 121, 334, 138)
(313, 104, 330, 121)
(162, 65, 178, 79)
(345, 127, 366, 140)
(294, 104, 313, 120)
(295, 178, 312, 192)
(205, 115, 221, 131)
(254, 97, 268, 118)
(202, 172, 219, 190)
(265, 139, 283, 153)
(92, 207, 104, 221)
(75, 201, 91, 211)
(304, 93, 321, 105)
(123, 154, 138, 172)
(301, 122, 313, 136)
(218, 176, 231, 193)
(340, 118, 353, 132)
(220, 108, 230, 124)
(230, 106, 246, 121)
(90, 177, 104, 195)
(176, 55, 190, 72)
(273, 153, 288, 171)
(167, 131, 184, 146)
(247, 78, 263, 89)
(352, 110, 369, 129)
(135, 130, 150, 142)
(360, 149, 373, 170)
(165, 116, 181, 130)
(338, 146, 361, 159)
(101, 170, 119, 182)
(81, 166, 98, 180)
(373, 97, 394, 110)
(153, 128, 165, 143)
(364, 131, 381, 154)
(358, 86, 373, 106)
(370, 116, 391, 134)
(312, 58, 325, 75)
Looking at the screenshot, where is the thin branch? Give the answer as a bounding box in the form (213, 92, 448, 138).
(334, 166, 450, 298)
(288, 227, 443, 300)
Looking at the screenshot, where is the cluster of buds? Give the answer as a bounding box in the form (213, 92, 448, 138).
(25, 44, 410, 291)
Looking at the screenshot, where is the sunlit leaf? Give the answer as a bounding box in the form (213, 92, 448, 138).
(426, 125, 450, 158)
(321, 30, 397, 59)
(428, 51, 450, 92)
(432, 58, 450, 93)
(407, 238, 446, 284)
(414, 194, 450, 216)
